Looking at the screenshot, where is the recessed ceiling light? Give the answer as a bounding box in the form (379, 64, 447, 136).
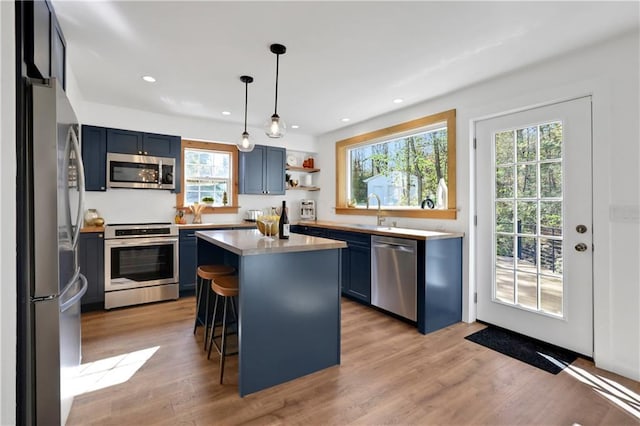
(393, 98, 404, 104)
(142, 75, 156, 83)
(222, 111, 231, 116)
(341, 118, 350, 122)
(291, 124, 300, 129)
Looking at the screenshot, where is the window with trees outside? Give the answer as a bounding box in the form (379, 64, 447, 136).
(335, 109, 456, 219)
(175, 140, 238, 214)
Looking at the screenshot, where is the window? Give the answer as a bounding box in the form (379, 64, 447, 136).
(336, 109, 457, 219)
(176, 140, 238, 213)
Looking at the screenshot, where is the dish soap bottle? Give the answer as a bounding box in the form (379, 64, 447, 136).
(278, 201, 290, 239)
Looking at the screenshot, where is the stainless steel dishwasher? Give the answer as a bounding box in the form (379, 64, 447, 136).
(371, 235, 417, 321)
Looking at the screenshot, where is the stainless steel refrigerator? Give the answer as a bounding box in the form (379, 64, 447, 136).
(19, 77, 88, 425)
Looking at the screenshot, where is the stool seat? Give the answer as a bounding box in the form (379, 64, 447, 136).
(197, 264, 236, 281)
(211, 275, 239, 297)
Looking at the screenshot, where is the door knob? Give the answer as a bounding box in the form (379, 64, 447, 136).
(575, 243, 588, 252)
(576, 224, 587, 233)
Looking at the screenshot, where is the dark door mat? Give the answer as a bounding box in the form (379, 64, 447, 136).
(465, 325, 578, 374)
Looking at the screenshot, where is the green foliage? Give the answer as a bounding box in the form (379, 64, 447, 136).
(348, 127, 448, 206)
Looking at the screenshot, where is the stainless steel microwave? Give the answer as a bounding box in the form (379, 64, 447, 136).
(107, 152, 175, 190)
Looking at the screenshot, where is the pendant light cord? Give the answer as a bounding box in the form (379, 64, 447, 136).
(274, 53, 279, 115)
(244, 80, 249, 132)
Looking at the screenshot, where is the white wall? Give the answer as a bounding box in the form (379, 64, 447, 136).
(316, 31, 640, 380)
(0, 2, 17, 424)
(71, 99, 320, 224)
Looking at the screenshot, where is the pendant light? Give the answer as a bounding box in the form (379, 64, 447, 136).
(264, 43, 287, 138)
(237, 75, 255, 152)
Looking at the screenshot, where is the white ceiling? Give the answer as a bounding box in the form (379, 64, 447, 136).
(52, 1, 639, 136)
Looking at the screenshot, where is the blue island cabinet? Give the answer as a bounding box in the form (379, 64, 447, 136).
(196, 230, 345, 396)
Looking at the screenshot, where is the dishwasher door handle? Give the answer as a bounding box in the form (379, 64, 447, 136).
(373, 243, 415, 253)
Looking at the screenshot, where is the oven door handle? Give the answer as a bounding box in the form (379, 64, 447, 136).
(105, 237, 179, 247)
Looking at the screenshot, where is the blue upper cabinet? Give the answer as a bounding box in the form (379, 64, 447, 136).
(239, 145, 286, 195)
(81, 125, 107, 191)
(143, 133, 179, 157)
(106, 128, 144, 155)
(107, 129, 179, 157)
(25, 0, 66, 90)
(82, 125, 182, 192)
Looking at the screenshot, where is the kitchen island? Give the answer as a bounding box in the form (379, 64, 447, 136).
(195, 229, 347, 396)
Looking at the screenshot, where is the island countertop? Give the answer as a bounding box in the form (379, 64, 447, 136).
(195, 228, 347, 256)
(296, 220, 464, 240)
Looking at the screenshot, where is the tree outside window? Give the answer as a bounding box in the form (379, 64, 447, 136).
(336, 109, 456, 219)
(348, 126, 448, 208)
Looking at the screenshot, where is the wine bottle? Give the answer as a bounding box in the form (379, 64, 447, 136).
(278, 200, 290, 239)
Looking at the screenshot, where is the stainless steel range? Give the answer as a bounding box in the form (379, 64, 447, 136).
(104, 222, 179, 309)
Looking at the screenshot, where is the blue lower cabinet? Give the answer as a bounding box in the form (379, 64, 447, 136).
(78, 232, 105, 310)
(418, 237, 463, 334)
(179, 229, 197, 294)
(345, 242, 371, 302)
(324, 229, 371, 303)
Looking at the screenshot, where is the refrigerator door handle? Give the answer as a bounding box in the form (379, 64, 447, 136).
(60, 272, 88, 313)
(68, 126, 86, 250)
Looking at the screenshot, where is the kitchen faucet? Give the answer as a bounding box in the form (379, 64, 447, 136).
(366, 193, 385, 226)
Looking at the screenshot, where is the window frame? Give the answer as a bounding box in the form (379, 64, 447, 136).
(335, 109, 457, 219)
(176, 139, 239, 214)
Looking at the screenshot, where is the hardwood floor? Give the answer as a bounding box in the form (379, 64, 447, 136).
(67, 297, 639, 425)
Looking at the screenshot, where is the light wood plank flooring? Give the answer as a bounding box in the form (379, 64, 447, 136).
(67, 297, 639, 425)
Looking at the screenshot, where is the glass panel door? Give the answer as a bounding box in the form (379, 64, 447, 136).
(476, 97, 593, 356)
(494, 121, 564, 316)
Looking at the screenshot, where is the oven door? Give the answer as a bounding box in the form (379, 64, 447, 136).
(105, 236, 179, 291)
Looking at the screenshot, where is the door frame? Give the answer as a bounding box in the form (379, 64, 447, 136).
(469, 94, 595, 324)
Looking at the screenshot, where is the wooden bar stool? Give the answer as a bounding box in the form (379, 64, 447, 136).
(207, 274, 239, 384)
(193, 264, 235, 350)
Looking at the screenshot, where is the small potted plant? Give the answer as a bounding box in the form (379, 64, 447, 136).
(201, 196, 214, 206)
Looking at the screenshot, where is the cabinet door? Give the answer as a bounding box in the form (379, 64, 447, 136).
(347, 243, 372, 303)
(142, 133, 176, 157)
(106, 128, 143, 154)
(25, 0, 52, 80)
(265, 146, 286, 195)
(239, 145, 267, 194)
(179, 231, 197, 294)
(78, 233, 105, 309)
(81, 125, 107, 191)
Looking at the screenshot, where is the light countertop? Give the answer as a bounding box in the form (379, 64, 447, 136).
(296, 220, 464, 240)
(177, 222, 256, 230)
(196, 228, 347, 256)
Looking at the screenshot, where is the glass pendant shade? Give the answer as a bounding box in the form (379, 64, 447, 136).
(237, 75, 255, 152)
(264, 113, 286, 138)
(238, 131, 254, 152)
